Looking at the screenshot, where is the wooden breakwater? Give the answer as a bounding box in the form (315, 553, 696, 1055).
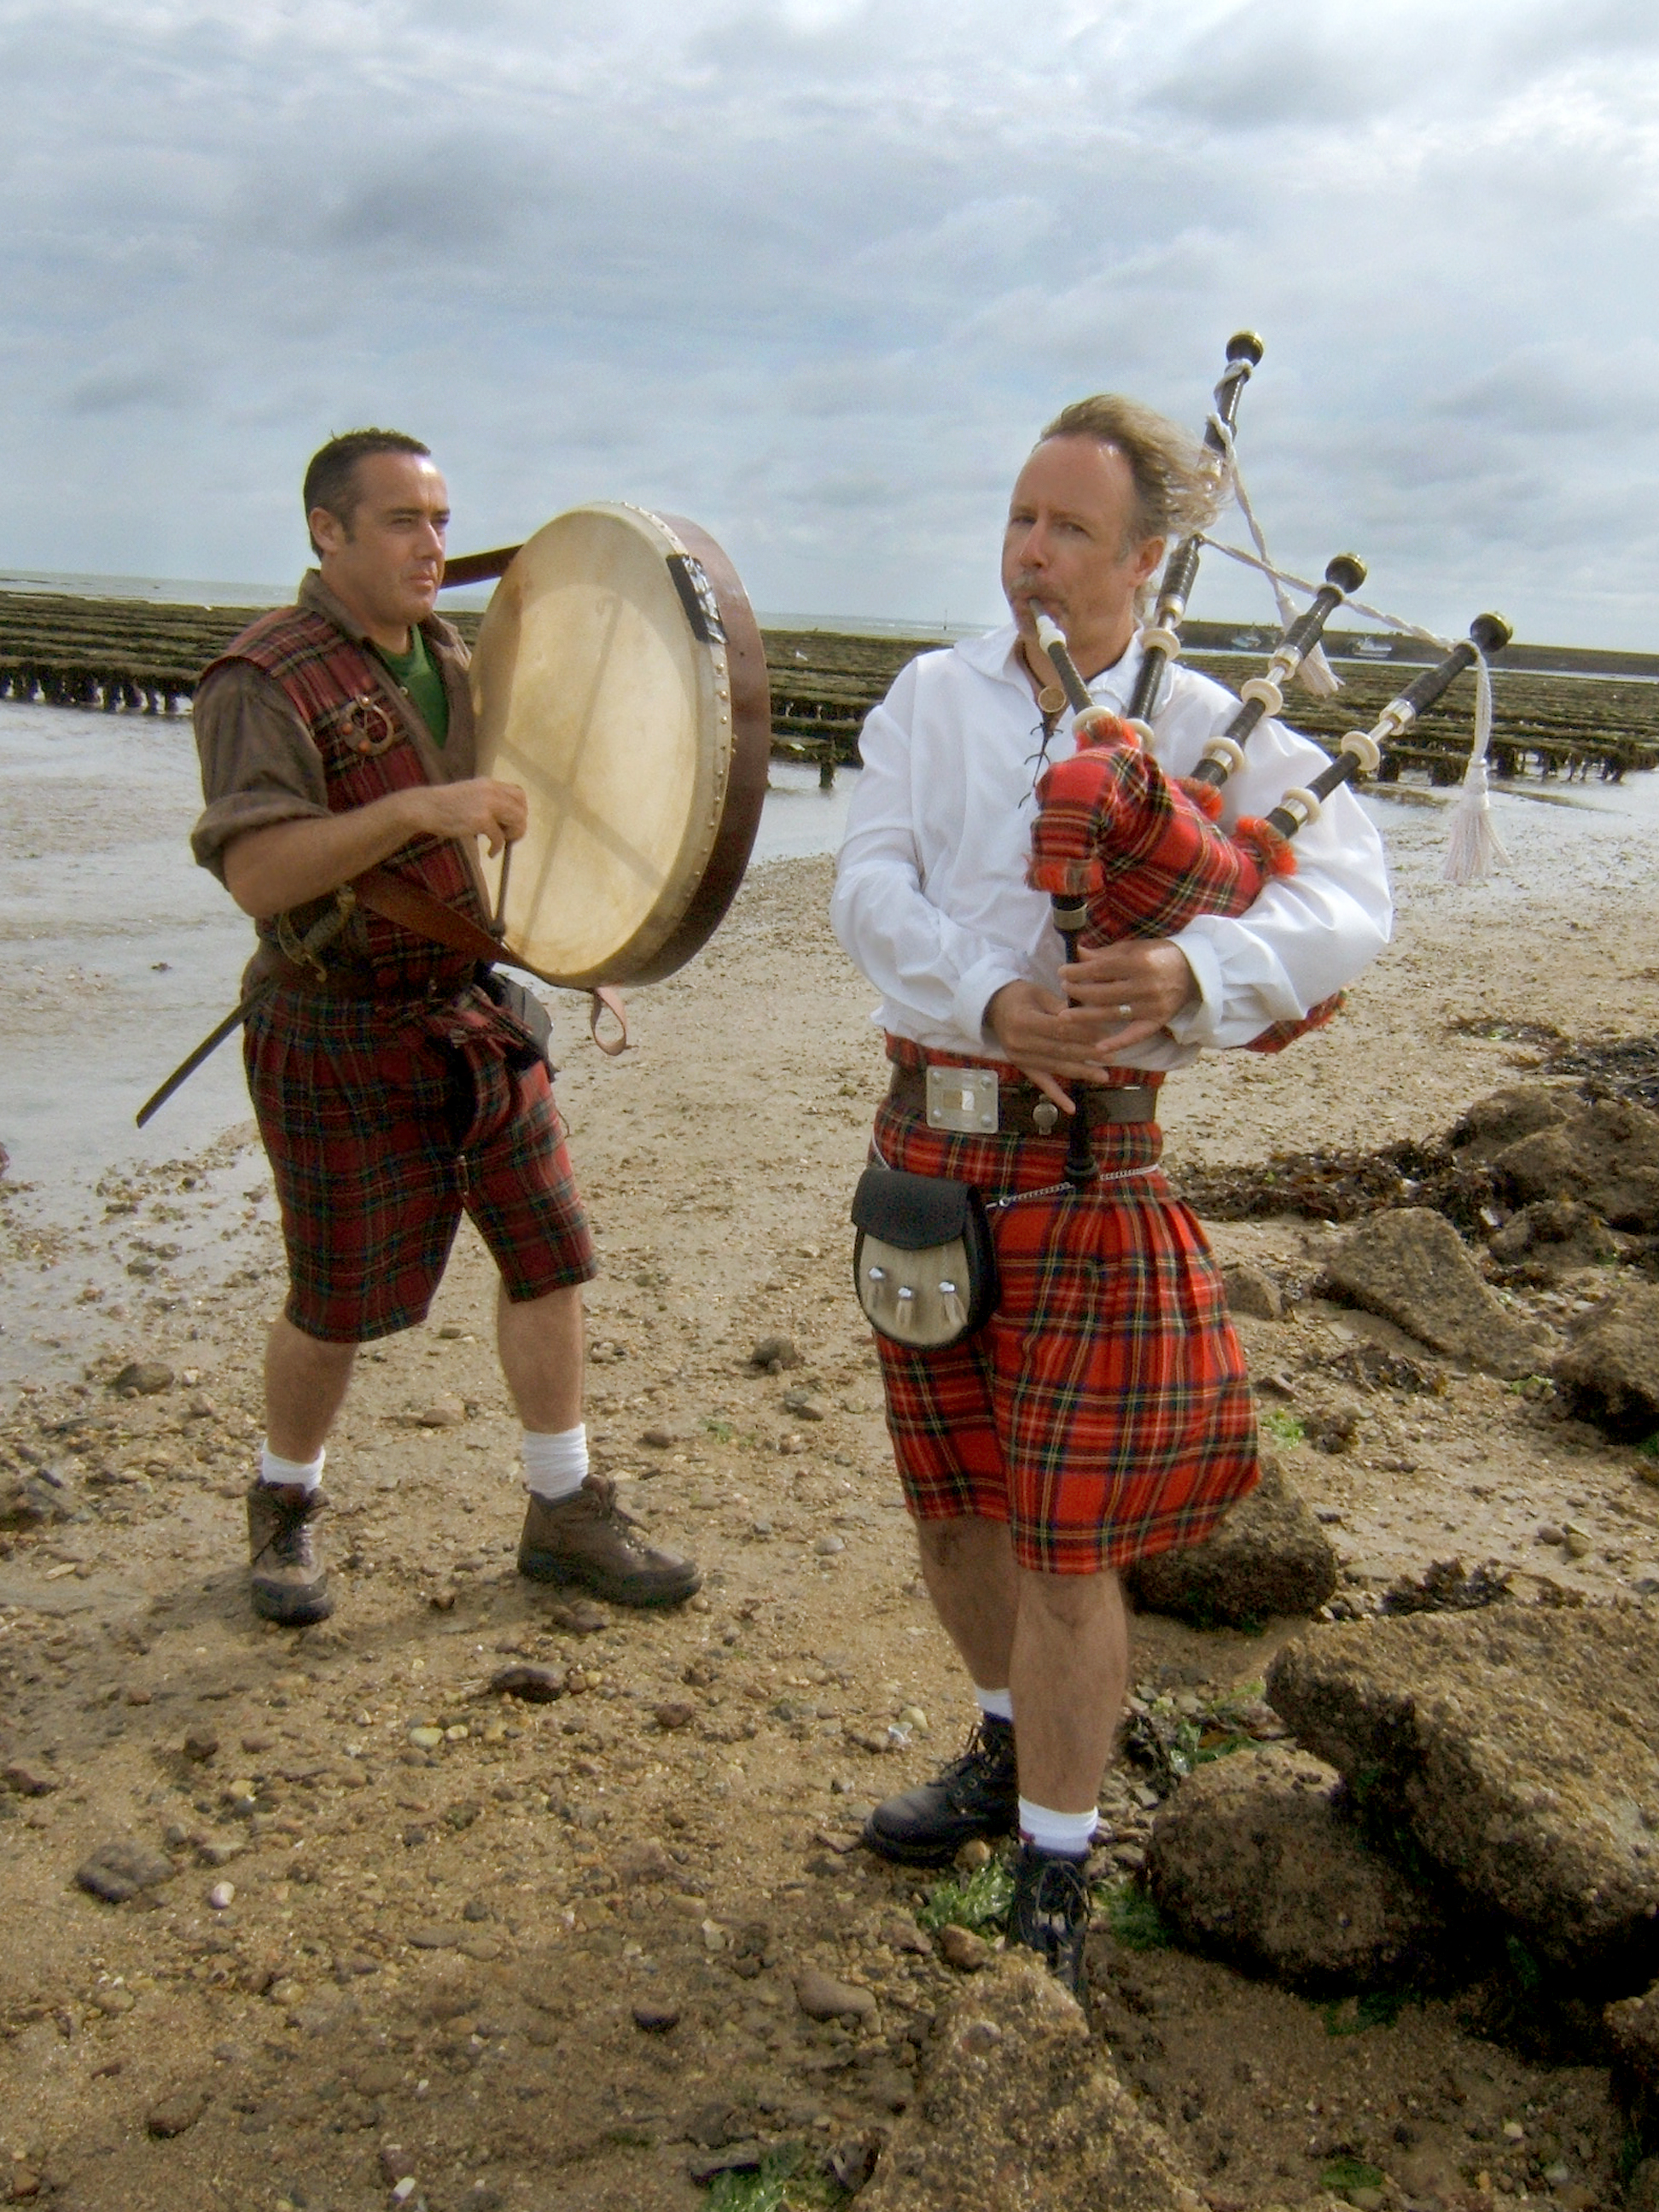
(2, 589, 1656, 783)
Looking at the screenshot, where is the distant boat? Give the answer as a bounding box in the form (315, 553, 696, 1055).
(1353, 637, 1394, 658)
(1229, 631, 1266, 649)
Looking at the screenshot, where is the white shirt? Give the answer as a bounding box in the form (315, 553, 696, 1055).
(830, 622, 1394, 1069)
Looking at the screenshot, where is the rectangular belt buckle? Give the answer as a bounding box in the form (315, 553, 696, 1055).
(925, 1064, 998, 1134)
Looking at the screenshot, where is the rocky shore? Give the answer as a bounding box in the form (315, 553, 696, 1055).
(2, 842, 1658, 2212)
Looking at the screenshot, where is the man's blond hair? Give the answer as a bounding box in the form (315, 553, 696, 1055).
(1039, 393, 1223, 556)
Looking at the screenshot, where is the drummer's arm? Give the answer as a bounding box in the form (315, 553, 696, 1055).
(222, 782, 525, 919)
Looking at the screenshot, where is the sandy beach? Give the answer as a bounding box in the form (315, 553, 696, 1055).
(3, 706, 1659, 2209)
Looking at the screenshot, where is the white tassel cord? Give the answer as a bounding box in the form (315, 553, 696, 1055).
(1206, 415, 1341, 698)
(1193, 530, 1510, 885)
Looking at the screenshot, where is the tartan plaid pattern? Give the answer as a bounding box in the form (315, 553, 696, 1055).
(1027, 718, 1265, 942)
(1027, 718, 1345, 1057)
(246, 983, 595, 1342)
(869, 1095, 1258, 1575)
(205, 606, 485, 998)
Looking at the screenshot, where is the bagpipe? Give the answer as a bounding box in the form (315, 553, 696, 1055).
(1024, 335, 1514, 1190)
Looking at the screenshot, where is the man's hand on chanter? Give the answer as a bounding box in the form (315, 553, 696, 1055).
(987, 942, 1196, 1114)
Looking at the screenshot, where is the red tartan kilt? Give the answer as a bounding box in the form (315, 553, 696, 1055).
(870, 1097, 1258, 1575)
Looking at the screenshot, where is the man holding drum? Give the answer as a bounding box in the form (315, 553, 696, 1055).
(831, 395, 1391, 1994)
(191, 429, 701, 1626)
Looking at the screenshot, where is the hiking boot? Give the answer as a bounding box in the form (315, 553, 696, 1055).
(862, 1714, 1018, 1866)
(246, 1481, 333, 1627)
(517, 1475, 702, 1607)
(1009, 1840, 1091, 2003)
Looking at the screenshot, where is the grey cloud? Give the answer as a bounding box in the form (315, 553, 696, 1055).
(67, 364, 200, 414)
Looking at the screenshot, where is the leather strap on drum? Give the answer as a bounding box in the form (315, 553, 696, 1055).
(352, 864, 630, 1056)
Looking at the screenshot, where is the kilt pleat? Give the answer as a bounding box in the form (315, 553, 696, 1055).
(870, 1097, 1258, 1574)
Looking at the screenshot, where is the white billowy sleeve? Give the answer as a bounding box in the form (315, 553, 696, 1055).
(830, 676, 1027, 1044)
(1164, 707, 1394, 1049)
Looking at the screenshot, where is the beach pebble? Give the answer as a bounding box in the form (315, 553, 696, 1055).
(655, 1700, 697, 1731)
(92, 1986, 137, 2014)
(783, 1388, 826, 1422)
(406, 1726, 444, 1750)
(750, 1335, 801, 1371)
(938, 1924, 992, 1971)
(3, 1761, 57, 1797)
(640, 1425, 678, 1449)
(632, 2000, 681, 2032)
(113, 1360, 173, 1396)
(417, 1394, 466, 1428)
(76, 1841, 176, 1903)
(956, 1839, 992, 1871)
(145, 2087, 208, 2138)
(207, 1881, 235, 1910)
(182, 1729, 218, 1763)
(814, 1534, 845, 1557)
(795, 1966, 876, 2023)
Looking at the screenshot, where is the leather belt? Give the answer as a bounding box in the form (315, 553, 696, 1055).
(887, 1064, 1158, 1135)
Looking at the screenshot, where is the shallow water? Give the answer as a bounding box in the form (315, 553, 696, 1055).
(3, 700, 1656, 1217)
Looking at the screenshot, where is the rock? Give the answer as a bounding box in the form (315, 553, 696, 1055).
(1222, 1260, 1284, 1322)
(406, 1726, 444, 1750)
(859, 1956, 1208, 2210)
(207, 1881, 236, 1910)
(1606, 1981, 1659, 2088)
(1319, 1208, 1549, 1377)
(881, 1912, 932, 1956)
(75, 1842, 176, 1904)
(417, 1394, 466, 1428)
(686, 2144, 765, 2185)
(632, 2000, 681, 2032)
(814, 1534, 845, 1557)
(181, 1730, 218, 1763)
(937, 1924, 992, 1971)
(1145, 1744, 1446, 1988)
(549, 1597, 608, 1634)
(1553, 1282, 1659, 1442)
(112, 1360, 173, 1396)
(654, 1700, 697, 1731)
(1266, 1606, 1659, 1974)
(749, 1335, 801, 1371)
(795, 1966, 877, 2023)
(1487, 1198, 1618, 1279)
(145, 2087, 208, 2138)
(1451, 1084, 1574, 1162)
(1495, 1095, 1659, 1232)
(613, 1839, 675, 1884)
(781, 1388, 826, 1422)
(408, 1924, 466, 1949)
(640, 1426, 678, 1449)
(3, 1762, 57, 1796)
(1124, 1460, 1337, 1627)
(0, 1475, 74, 1529)
(380, 2144, 418, 2185)
(488, 1663, 566, 1702)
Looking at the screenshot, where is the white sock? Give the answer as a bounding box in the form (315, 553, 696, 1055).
(1019, 1798, 1098, 1858)
(259, 1442, 324, 1493)
(973, 1684, 1015, 1724)
(522, 1423, 589, 1503)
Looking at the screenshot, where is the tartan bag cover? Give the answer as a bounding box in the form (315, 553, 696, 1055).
(1027, 713, 1343, 1053)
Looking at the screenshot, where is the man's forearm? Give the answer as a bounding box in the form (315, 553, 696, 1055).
(221, 791, 427, 918)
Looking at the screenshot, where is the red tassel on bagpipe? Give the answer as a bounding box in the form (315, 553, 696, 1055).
(1027, 713, 1336, 1052)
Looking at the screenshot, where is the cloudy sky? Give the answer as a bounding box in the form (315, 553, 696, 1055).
(3, 0, 1656, 645)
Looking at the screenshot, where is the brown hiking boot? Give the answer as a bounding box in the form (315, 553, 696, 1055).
(246, 1481, 333, 1626)
(517, 1475, 701, 1607)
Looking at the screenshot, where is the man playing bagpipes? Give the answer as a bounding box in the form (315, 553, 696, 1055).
(830, 394, 1391, 1995)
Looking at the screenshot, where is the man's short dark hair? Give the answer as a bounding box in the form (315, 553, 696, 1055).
(303, 428, 430, 556)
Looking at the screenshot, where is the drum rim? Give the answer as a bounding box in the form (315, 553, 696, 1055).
(470, 503, 771, 990)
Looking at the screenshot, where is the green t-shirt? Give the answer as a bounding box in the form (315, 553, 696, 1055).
(378, 626, 450, 748)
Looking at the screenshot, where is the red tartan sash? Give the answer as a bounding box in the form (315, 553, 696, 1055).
(205, 607, 487, 998)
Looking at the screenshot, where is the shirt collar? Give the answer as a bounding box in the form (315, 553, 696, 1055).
(959, 620, 1145, 711)
(297, 568, 457, 659)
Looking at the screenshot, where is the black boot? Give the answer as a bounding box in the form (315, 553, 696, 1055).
(1008, 1841, 1091, 2002)
(863, 1714, 1018, 1866)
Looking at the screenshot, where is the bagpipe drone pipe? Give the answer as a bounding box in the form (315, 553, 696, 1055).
(1025, 602, 1513, 1186)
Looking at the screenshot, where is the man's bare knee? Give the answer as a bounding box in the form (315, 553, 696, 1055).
(1017, 1564, 1121, 1627)
(917, 1514, 1002, 1569)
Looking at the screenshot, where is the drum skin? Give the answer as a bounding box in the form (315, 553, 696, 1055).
(469, 504, 770, 989)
